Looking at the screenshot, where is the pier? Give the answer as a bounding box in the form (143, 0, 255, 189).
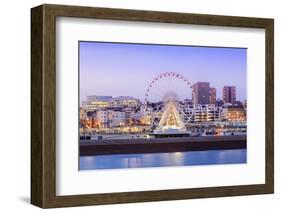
(79, 135, 246, 156)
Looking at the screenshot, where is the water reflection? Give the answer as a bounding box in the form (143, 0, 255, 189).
(79, 149, 246, 170)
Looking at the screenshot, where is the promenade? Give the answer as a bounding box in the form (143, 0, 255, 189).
(80, 135, 246, 156)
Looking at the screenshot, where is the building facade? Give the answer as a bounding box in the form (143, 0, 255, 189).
(221, 105, 246, 122)
(87, 95, 112, 103)
(96, 110, 126, 128)
(192, 82, 210, 105)
(193, 105, 222, 123)
(110, 96, 141, 108)
(82, 95, 141, 111)
(209, 87, 216, 104)
(223, 86, 236, 103)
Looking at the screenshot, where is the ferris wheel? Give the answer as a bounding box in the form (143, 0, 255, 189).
(143, 72, 195, 126)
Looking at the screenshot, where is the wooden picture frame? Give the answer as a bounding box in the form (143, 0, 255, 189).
(31, 4, 274, 208)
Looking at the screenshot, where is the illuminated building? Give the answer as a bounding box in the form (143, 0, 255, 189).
(223, 86, 236, 103)
(222, 107, 246, 122)
(193, 105, 222, 122)
(79, 107, 88, 127)
(139, 106, 152, 125)
(82, 95, 141, 111)
(110, 96, 141, 108)
(82, 96, 112, 111)
(82, 102, 110, 111)
(124, 108, 136, 125)
(79, 107, 87, 120)
(96, 110, 125, 128)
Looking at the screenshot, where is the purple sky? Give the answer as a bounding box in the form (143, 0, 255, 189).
(79, 41, 246, 104)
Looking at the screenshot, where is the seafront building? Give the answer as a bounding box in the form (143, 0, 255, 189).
(80, 96, 141, 128)
(96, 109, 126, 128)
(82, 95, 141, 111)
(193, 104, 222, 122)
(223, 86, 236, 103)
(209, 87, 216, 104)
(110, 96, 141, 108)
(82, 95, 112, 111)
(192, 82, 210, 105)
(80, 84, 246, 129)
(221, 104, 246, 122)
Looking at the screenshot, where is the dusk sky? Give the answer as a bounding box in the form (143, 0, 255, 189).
(79, 41, 246, 104)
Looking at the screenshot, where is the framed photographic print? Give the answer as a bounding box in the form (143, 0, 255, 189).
(31, 4, 274, 208)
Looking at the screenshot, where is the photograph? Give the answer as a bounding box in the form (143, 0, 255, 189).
(78, 41, 247, 170)
(30, 4, 274, 208)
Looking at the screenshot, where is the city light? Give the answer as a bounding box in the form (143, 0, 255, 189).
(79, 82, 247, 141)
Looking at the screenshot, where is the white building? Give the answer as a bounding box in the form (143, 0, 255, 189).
(82, 95, 140, 111)
(180, 104, 195, 123)
(110, 96, 141, 108)
(193, 104, 222, 123)
(123, 108, 136, 125)
(96, 110, 125, 128)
